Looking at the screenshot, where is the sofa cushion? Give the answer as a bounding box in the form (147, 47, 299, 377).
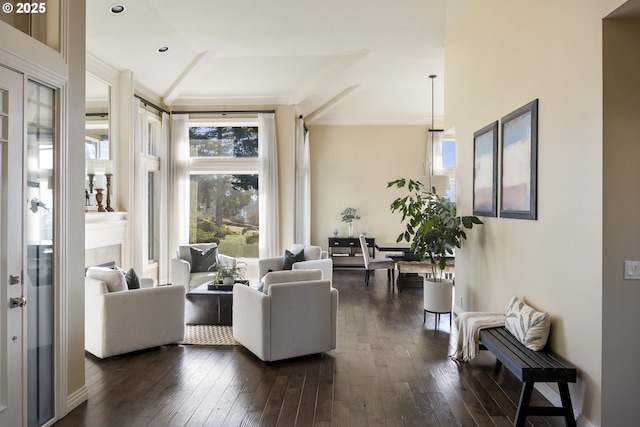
(283, 249, 305, 270)
(290, 244, 322, 261)
(190, 246, 219, 273)
(505, 295, 550, 351)
(86, 266, 128, 292)
(125, 268, 141, 290)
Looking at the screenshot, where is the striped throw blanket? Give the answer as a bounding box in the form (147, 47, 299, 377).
(450, 311, 506, 362)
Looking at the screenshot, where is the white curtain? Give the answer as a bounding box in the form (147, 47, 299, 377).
(168, 114, 190, 264)
(294, 117, 311, 245)
(158, 112, 170, 284)
(132, 98, 143, 272)
(258, 113, 279, 258)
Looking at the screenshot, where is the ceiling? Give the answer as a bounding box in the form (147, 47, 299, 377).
(86, 0, 470, 125)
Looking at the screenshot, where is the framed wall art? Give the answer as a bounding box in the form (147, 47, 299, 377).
(500, 99, 538, 220)
(472, 121, 498, 217)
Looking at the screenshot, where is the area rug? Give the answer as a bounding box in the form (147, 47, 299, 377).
(180, 325, 238, 346)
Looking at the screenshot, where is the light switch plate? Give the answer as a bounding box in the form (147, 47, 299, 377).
(624, 261, 640, 280)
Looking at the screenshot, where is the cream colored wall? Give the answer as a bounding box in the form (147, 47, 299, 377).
(444, 1, 625, 425)
(66, 0, 88, 402)
(602, 18, 640, 427)
(308, 125, 427, 251)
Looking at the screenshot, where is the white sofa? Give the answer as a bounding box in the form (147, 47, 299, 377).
(233, 269, 338, 362)
(84, 274, 185, 358)
(170, 243, 237, 291)
(258, 244, 333, 283)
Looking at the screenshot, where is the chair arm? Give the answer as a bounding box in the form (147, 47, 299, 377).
(258, 257, 284, 279)
(139, 278, 155, 288)
(330, 287, 339, 348)
(232, 283, 270, 361)
(170, 257, 191, 288)
(293, 258, 333, 283)
(84, 277, 109, 356)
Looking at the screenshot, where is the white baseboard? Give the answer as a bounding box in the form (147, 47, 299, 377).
(66, 385, 88, 414)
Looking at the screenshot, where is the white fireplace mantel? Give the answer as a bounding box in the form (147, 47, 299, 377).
(85, 211, 127, 267)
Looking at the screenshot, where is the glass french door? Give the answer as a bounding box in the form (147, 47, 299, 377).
(0, 67, 56, 427)
(25, 80, 56, 426)
(0, 62, 26, 427)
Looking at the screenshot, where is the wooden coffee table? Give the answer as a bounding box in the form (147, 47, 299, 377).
(185, 281, 261, 325)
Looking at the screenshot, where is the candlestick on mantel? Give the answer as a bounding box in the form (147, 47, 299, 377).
(87, 173, 95, 194)
(95, 188, 106, 212)
(105, 173, 114, 212)
(87, 159, 95, 175)
(105, 160, 112, 174)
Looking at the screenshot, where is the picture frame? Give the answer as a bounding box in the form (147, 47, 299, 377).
(472, 121, 499, 217)
(500, 99, 538, 220)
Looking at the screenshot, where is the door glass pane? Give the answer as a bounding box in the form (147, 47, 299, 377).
(26, 80, 55, 427)
(189, 174, 259, 258)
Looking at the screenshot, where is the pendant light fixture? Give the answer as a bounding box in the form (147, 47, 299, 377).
(429, 75, 450, 196)
(418, 75, 450, 196)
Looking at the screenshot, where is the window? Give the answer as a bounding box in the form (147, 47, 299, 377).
(188, 123, 259, 258)
(140, 110, 161, 268)
(435, 136, 457, 200)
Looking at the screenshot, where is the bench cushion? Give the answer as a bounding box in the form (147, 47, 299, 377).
(505, 295, 550, 351)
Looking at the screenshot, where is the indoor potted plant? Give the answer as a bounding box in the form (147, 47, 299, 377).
(214, 262, 246, 287)
(341, 207, 361, 238)
(387, 178, 483, 281)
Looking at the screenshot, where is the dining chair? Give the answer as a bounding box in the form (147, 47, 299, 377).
(359, 235, 395, 287)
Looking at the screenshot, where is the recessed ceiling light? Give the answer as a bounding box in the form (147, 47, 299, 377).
(158, 46, 169, 53)
(109, 4, 126, 14)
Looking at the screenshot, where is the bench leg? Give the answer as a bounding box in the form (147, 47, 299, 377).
(558, 382, 576, 427)
(515, 381, 534, 426)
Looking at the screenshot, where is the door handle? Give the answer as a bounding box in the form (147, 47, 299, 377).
(10, 296, 27, 308)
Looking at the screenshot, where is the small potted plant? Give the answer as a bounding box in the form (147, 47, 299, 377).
(214, 262, 246, 288)
(341, 207, 361, 238)
(388, 178, 483, 281)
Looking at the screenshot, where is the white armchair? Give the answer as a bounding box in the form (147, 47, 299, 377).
(258, 244, 333, 283)
(170, 243, 237, 291)
(84, 275, 185, 358)
(233, 269, 338, 362)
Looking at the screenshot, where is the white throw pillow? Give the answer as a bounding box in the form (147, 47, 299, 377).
(290, 244, 322, 261)
(86, 266, 128, 292)
(504, 295, 550, 351)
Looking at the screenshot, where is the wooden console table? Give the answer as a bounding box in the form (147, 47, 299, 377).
(328, 237, 375, 269)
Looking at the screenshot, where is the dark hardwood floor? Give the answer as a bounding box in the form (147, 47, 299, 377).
(55, 270, 564, 427)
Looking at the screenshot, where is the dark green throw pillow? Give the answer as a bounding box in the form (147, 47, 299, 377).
(190, 246, 218, 273)
(283, 249, 304, 270)
(125, 268, 140, 290)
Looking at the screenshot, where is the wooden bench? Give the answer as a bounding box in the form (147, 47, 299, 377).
(479, 326, 577, 427)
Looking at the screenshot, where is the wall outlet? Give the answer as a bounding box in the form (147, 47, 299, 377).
(624, 261, 640, 280)
(459, 296, 463, 306)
